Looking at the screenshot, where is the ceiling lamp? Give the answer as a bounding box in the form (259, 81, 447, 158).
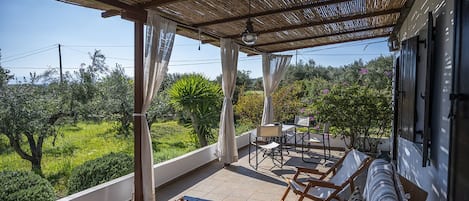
(241, 0, 257, 45)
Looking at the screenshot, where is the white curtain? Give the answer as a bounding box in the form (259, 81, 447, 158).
(140, 11, 176, 201)
(216, 38, 239, 164)
(261, 53, 292, 125)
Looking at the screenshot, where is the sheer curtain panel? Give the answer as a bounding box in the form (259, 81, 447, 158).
(216, 38, 239, 164)
(140, 11, 176, 201)
(261, 53, 292, 125)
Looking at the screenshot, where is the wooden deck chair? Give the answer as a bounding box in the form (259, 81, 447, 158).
(281, 149, 373, 201)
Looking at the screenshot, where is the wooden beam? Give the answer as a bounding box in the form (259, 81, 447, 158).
(122, 9, 147, 22)
(255, 24, 395, 47)
(193, 0, 351, 27)
(389, 0, 416, 40)
(95, 0, 147, 22)
(141, 0, 187, 8)
(101, 9, 120, 18)
(94, 0, 141, 12)
(226, 8, 401, 38)
(133, 21, 144, 201)
(266, 33, 390, 53)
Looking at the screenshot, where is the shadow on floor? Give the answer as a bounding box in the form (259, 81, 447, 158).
(156, 161, 223, 201)
(224, 165, 288, 186)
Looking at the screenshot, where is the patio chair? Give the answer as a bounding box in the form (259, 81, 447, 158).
(249, 125, 283, 170)
(300, 121, 331, 163)
(318, 122, 331, 160)
(289, 116, 313, 146)
(281, 149, 373, 201)
(282, 116, 310, 154)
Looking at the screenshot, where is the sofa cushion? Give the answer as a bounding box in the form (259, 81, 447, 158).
(329, 149, 369, 186)
(364, 159, 399, 201)
(348, 186, 364, 201)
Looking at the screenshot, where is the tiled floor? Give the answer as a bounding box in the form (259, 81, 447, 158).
(157, 145, 345, 201)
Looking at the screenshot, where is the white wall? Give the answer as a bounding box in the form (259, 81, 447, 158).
(398, 0, 447, 41)
(57, 131, 252, 201)
(396, 0, 454, 200)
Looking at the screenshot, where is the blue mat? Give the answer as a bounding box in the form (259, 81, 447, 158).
(181, 196, 211, 201)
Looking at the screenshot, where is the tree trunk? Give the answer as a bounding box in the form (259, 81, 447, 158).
(190, 114, 208, 147)
(7, 135, 44, 176)
(197, 132, 208, 147)
(31, 157, 43, 176)
(349, 132, 356, 149)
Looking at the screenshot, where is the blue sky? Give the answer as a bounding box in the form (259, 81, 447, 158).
(0, 0, 391, 80)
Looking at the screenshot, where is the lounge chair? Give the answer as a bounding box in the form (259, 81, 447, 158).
(281, 149, 373, 201)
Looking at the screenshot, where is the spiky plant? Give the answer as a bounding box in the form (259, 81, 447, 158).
(168, 74, 222, 147)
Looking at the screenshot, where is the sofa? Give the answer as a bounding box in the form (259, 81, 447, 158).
(352, 159, 427, 201)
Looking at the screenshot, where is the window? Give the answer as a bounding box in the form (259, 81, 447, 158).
(396, 13, 434, 167)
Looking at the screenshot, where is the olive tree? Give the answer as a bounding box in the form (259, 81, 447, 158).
(0, 77, 63, 175)
(100, 66, 133, 137)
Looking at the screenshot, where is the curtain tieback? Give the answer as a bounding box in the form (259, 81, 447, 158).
(133, 113, 146, 117)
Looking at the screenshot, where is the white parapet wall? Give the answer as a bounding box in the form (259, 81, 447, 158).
(291, 133, 390, 152)
(57, 130, 252, 201)
(57, 129, 388, 201)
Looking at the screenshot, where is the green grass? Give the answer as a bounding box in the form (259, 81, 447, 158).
(150, 121, 197, 163)
(0, 120, 201, 198)
(0, 120, 254, 198)
(0, 122, 133, 197)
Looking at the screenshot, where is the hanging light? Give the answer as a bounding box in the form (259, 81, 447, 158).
(241, 0, 257, 45)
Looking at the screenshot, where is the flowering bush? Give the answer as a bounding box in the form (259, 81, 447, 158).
(297, 107, 318, 127)
(313, 84, 392, 152)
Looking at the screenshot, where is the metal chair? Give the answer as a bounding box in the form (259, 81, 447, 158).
(319, 122, 332, 159)
(301, 122, 331, 163)
(288, 116, 313, 148)
(249, 125, 283, 170)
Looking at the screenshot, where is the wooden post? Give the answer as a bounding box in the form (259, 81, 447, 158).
(58, 44, 63, 83)
(134, 21, 144, 201)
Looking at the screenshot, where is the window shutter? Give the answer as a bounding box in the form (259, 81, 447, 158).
(422, 12, 434, 167)
(399, 36, 419, 141)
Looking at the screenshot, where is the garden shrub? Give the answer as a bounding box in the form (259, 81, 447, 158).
(314, 84, 392, 152)
(0, 171, 56, 201)
(67, 152, 133, 194)
(234, 82, 304, 125)
(273, 82, 304, 123)
(235, 91, 264, 125)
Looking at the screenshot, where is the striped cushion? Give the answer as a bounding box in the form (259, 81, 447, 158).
(348, 186, 364, 201)
(364, 159, 399, 201)
(289, 179, 336, 199)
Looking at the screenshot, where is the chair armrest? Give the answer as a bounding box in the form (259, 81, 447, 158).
(295, 166, 327, 176)
(307, 179, 341, 190)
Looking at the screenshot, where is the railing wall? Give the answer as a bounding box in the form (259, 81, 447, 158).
(57, 131, 251, 201)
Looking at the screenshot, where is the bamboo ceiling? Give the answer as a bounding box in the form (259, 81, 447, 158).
(58, 0, 411, 54)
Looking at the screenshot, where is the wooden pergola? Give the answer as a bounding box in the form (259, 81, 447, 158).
(57, 0, 414, 200)
(59, 0, 413, 54)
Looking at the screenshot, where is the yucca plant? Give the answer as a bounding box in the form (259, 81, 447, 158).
(168, 74, 222, 147)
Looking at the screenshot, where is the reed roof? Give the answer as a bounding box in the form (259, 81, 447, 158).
(58, 0, 411, 54)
